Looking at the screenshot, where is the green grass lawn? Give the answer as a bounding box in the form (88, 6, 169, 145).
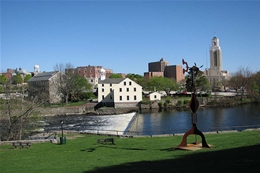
(1, 130, 260, 173)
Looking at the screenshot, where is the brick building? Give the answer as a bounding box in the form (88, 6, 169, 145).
(68, 65, 113, 87)
(144, 58, 184, 83)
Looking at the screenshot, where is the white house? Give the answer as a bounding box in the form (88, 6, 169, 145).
(149, 92, 161, 101)
(97, 78, 142, 108)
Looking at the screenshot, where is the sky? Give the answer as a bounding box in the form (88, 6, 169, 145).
(1, 0, 260, 75)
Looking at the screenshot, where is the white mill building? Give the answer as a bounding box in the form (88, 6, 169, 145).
(97, 68, 142, 108)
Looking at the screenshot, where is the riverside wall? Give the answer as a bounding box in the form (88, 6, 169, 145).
(37, 105, 139, 116)
(36, 96, 248, 116)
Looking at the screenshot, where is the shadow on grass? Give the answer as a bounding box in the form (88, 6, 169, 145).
(83, 144, 260, 173)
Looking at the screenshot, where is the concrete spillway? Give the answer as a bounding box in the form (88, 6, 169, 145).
(44, 112, 137, 136)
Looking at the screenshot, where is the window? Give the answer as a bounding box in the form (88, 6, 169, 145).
(110, 88, 112, 92)
(134, 95, 136, 100)
(214, 51, 218, 66)
(154, 95, 157, 99)
(102, 95, 104, 99)
(119, 88, 122, 92)
(102, 84, 104, 87)
(124, 82, 126, 86)
(127, 96, 129, 100)
(134, 87, 136, 92)
(129, 81, 132, 85)
(126, 88, 129, 92)
(102, 88, 104, 92)
(120, 96, 122, 101)
(110, 83, 112, 87)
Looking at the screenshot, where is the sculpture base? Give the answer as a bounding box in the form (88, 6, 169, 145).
(175, 143, 212, 151)
(176, 124, 210, 148)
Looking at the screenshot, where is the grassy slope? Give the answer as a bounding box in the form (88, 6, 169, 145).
(0, 131, 260, 173)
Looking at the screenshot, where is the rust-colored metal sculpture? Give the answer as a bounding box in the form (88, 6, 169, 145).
(177, 59, 210, 148)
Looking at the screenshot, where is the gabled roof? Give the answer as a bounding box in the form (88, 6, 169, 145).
(98, 78, 125, 84)
(28, 71, 59, 82)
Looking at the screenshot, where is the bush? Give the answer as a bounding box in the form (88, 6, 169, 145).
(158, 102, 163, 108)
(141, 99, 152, 105)
(163, 101, 168, 108)
(183, 100, 190, 104)
(165, 98, 171, 103)
(176, 100, 183, 106)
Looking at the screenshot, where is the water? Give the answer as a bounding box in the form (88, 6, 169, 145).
(127, 103, 260, 135)
(43, 103, 260, 136)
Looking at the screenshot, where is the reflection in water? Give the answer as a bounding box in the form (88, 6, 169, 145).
(127, 103, 260, 135)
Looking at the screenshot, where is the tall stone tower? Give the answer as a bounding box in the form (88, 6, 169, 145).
(34, 64, 40, 73)
(210, 36, 222, 71)
(100, 68, 106, 80)
(205, 36, 231, 88)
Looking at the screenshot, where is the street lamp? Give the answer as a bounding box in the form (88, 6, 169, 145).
(60, 120, 63, 138)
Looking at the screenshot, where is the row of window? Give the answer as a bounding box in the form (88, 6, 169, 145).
(102, 87, 137, 92)
(102, 95, 137, 101)
(101, 81, 133, 87)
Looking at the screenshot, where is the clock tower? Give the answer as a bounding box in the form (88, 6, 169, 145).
(210, 36, 222, 71)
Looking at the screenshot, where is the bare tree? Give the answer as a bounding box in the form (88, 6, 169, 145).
(229, 67, 252, 100)
(0, 83, 46, 141)
(53, 63, 74, 105)
(53, 63, 92, 104)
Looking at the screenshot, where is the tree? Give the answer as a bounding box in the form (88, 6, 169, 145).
(0, 75, 7, 85)
(185, 65, 209, 92)
(109, 73, 123, 78)
(24, 74, 32, 83)
(147, 76, 178, 96)
(0, 83, 46, 141)
(12, 74, 23, 84)
(69, 74, 92, 101)
(53, 63, 73, 105)
(126, 73, 149, 90)
(247, 71, 260, 102)
(53, 63, 93, 104)
(228, 67, 252, 100)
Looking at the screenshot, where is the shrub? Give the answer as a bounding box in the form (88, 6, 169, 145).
(163, 101, 168, 108)
(183, 100, 190, 104)
(176, 100, 182, 106)
(165, 98, 171, 103)
(141, 99, 152, 105)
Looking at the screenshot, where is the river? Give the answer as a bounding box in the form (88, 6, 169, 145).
(43, 103, 260, 136)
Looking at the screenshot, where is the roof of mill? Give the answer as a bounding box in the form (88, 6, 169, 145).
(28, 71, 59, 82)
(98, 78, 125, 84)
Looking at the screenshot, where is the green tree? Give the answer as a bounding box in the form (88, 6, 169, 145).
(24, 74, 32, 83)
(184, 64, 209, 92)
(12, 74, 23, 84)
(0, 75, 7, 84)
(147, 76, 178, 96)
(54, 63, 93, 104)
(70, 74, 92, 101)
(126, 73, 148, 89)
(247, 71, 260, 102)
(109, 73, 123, 78)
